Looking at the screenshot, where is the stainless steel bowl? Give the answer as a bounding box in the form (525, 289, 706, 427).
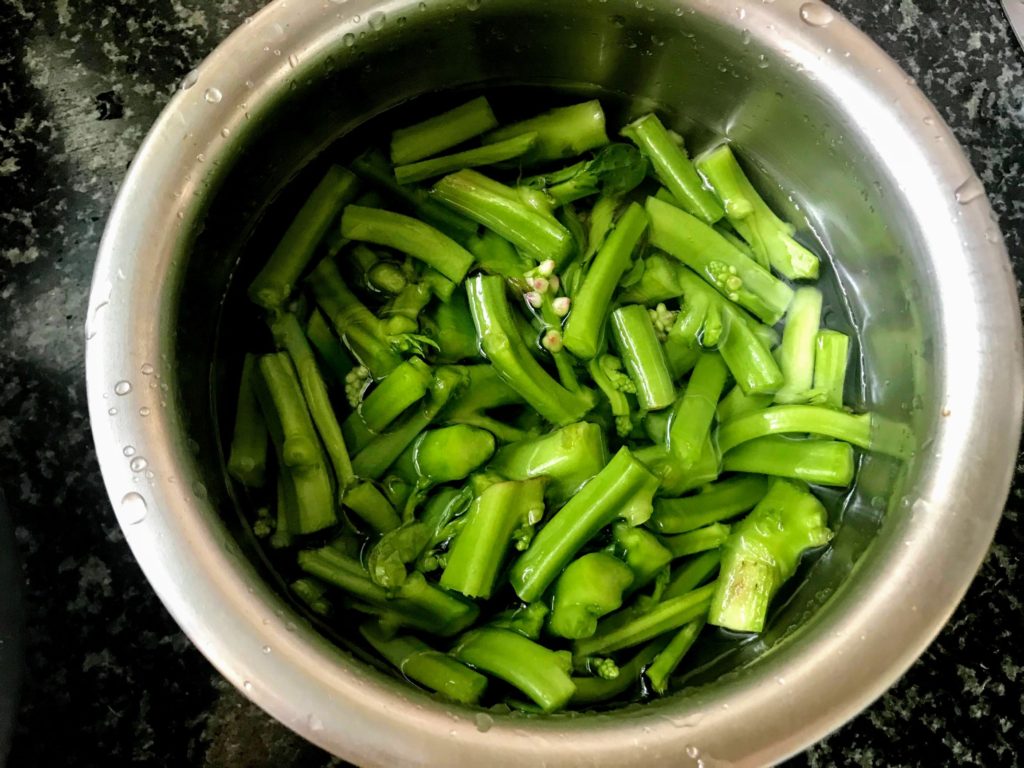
(85, 0, 1024, 764)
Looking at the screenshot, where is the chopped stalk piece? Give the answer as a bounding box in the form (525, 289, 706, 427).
(345, 481, 401, 533)
(645, 619, 705, 694)
(548, 553, 634, 639)
(651, 475, 769, 534)
(490, 602, 549, 640)
(489, 421, 609, 502)
(588, 355, 636, 437)
(571, 638, 668, 705)
(646, 196, 793, 325)
(618, 253, 683, 305)
(612, 522, 673, 593)
(717, 404, 914, 459)
(422, 286, 482, 363)
(717, 384, 773, 424)
(483, 100, 610, 163)
(351, 367, 467, 479)
(466, 229, 534, 278)
(360, 623, 488, 705)
(634, 439, 721, 497)
(433, 171, 575, 264)
(305, 308, 356, 386)
(394, 132, 538, 185)
(341, 205, 474, 283)
(439, 364, 528, 442)
(668, 352, 729, 468)
(510, 447, 658, 603)
(272, 313, 356, 493)
(466, 275, 595, 425)
(351, 150, 479, 241)
(573, 582, 716, 659)
(440, 478, 545, 599)
(664, 551, 722, 600)
(710, 479, 832, 632)
(357, 357, 433, 433)
(390, 96, 499, 165)
(664, 523, 732, 558)
(291, 577, 332, 616)
(227, 353, 269, 488)
(451, 628, 576, 713)
(696, 144, 820, 279)
(813, 330, 850, 409)
(249, 165, 360, 310)
(254, 353, 336, 535)
(611, 305, 677, 411)
(621, 114, 724, 224)
(722, 436, 855, 487)
(563, 203, 649, 359)
(297, 547, 478, 636)
(412, 425, 496, 484)
(523, 143, 648, 206)
(775, 287, 824, 404)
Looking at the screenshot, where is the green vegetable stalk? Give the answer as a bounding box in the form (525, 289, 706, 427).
(722, 436, 855, 487)
(633, 439, 721, 497)
(394, 132, 538, 185)
(523, 143, 648, 206)
(617, 253, 683, 306)
(563, 202, 649, 359)
(249, 165, 360, 310)
(610, 304, 677, 411)
(253, 353, 336, 535)
(356, 357, 434, 434)
(490, 602, 549, 640)
(717, 384, 773, 424)
(645, 619, 705, 694)
(390, 96, 499, 165)
(696, 144, 820, 280)
(359, 623, 488, 705)
(710, 479, 832, 632)
(510, 447, 658, 603)
(466, 274, 595, 425)
(813, 329, 850, 409)
(344, 481, 401, 534)
(227, 353, 269, 488)
(433, 170, 576, 264)
(411, 425, 496, 485)
(646, 196, 793, 326)
(573, 582, 716, 659)
(489, 421, 609, 502)
(663, 523, 732, 558)
(621, 114, 724, 224)
(664, 550, 721, 600)
(612, 522, 673, 593)
(775, 286, 824, 404)
(451, 628, 577, 713)
(439, 364, 528, 442)
(341, 205, 475, 284)
(668, 352, 729, 468)
(548, 553, 635, 639)
(305, 308, 356, 386)
(571, 638, 668, 705)
(483, 100, 610, 163)
(651, 474, 769, 534)
(440, 478, 546, 599)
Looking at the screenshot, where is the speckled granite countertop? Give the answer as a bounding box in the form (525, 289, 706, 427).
(0, 0, 1021, 765)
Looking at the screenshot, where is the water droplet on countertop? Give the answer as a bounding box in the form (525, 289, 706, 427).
(954, 176, 985, 205)
(180, 69, 199, 90)
(114, 380, 132, 396)
(799, 1, 834, 27)
(129, 456, 148, 472)
(204, 87, 223, 104)
(120, 492, 148, 524)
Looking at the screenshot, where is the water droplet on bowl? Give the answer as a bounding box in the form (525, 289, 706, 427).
(368, 10, 386, 29)
(140, 363, 155, 375)
(139, 407, 151, 417)
(308, 714, 325, 731)
(107, 407, 118, 416)
(685, 745, 700, 758)
(180, 69, 199, 90)
(129, 456, 149, 472)
(220, 127, 231, 138)
(474, 712, 494, 732)
(243, 680, 253, 692)
(262, 645, 272, 654)
(85, 301, 109, 341)
(120, 492, 148, 525)
(798, 1, 834, 27)
(123, 445, 136, 457)
(204, 87, 223, 104)
(114, 380, 132, 396)
(266, 22, 286, 42)
(288, 53, 299, 67)
(954, 176, 985, 205)
(343, 32, 356, 46)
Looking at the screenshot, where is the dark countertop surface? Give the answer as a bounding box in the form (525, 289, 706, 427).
(0, 0, 1021, 765)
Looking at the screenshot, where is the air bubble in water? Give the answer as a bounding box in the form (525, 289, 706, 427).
(114, 380, 132, 395)
(120, 492, 148, 525)
(799, 2, 835, 27)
